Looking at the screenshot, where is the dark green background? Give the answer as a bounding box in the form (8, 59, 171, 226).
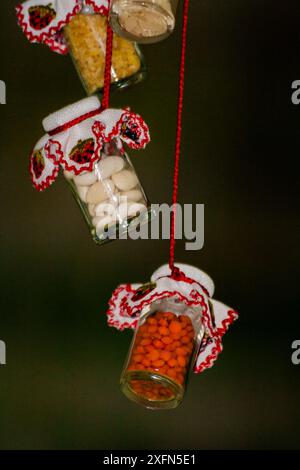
(0, 0, 299, 449)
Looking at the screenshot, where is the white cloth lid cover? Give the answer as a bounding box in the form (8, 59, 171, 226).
(42, 96, 101, 132)
(151, 263, 215, 297)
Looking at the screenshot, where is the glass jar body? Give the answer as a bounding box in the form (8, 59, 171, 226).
(110, 0, 179, 44)
(64, 141, 151, 245)
(64, 13, 146, 95)
(120, 297, 204, 409)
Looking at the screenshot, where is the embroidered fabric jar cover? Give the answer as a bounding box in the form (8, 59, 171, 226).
(107, 263, 238, 409)
(109, 0, 179, 44)
(16, 0, 146, 95)
(30, 96, 152, 244)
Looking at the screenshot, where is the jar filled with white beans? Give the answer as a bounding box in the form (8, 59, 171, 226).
(64, 141, 151, 244)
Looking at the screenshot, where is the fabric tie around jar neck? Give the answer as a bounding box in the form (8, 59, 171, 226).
(107, 263, 238, 374)
(16, 0, 109, 54)
(29, 96, 150, 191)
(42, 96, 101, 134)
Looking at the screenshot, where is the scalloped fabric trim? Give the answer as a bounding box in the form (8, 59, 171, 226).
(194, 309, 238, 373)
(106, 276, 238, 375)
(30, 106, 151, 189)
(29, 143, 59, 191)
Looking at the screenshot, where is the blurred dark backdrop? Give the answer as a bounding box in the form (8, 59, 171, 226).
(0, 0, 299, 449)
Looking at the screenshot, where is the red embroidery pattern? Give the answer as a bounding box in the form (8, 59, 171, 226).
(29, 146, 59, 191)
(69, 138, 95, 164)
(32, 149, 45, 178)
(16, 1, 109, 55)
(87, 0, 108, 15)
(113, 111, 150, 150)
(28, 3, 56, 30)
(44, 32, 68, 55)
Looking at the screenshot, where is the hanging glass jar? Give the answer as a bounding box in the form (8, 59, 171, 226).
(29, 96, 152, 245)
(16, 0, 146, 95)
(109, 0, 179, 44)
(107, 263, 235, 410)
(121, 298, 205, 409)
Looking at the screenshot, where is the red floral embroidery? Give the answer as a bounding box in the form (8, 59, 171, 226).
(16, 1, 81, 53)
(69, 138, 95, 164)
(28, 3, 56, 30)
(29, 144, 59, 191)
(32, 149, 45, 178)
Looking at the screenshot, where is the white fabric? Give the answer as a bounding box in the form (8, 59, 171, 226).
(107, 264, 238, 374)
(30, 97, 150, 190)
(43, 96, 101, 132)
(29, 134, 59, 191)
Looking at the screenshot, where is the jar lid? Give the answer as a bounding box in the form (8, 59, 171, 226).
(151, 263, 215, 297)
(42, 96, 100, 133)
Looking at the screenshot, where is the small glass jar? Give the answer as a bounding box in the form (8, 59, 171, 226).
(109, 0, 179, 44)
(64, 9, 146, 95)
(120, 297, 205, 409)
(64, 141, 151, 244)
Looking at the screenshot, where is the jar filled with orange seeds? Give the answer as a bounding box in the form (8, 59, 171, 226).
(121, 299, 204, 409)
(108, 264, 238, 410)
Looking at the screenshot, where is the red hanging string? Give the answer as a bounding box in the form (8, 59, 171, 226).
(169, 0, 190, 274)
(101, 3, 113, 110)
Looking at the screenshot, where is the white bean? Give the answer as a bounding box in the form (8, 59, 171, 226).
(64, 170, 73, 180)
(88, 204, 96, 217)
(77, 185, 89, 203)
(97, 156, 125, 180)
(86, 179, 115, 204)
(112, 170, 138, 191)
(74, 170, 97, 186)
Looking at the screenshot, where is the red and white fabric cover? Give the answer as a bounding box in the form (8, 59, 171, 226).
(16, 0, 109, 54)
(107, 263, 238, 374)
(30, 96, 150, 191)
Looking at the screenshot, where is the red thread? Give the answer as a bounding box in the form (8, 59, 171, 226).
(101, 4, 113, 111)
(48, 107, 102, 136)
(169, 0, 190, 274)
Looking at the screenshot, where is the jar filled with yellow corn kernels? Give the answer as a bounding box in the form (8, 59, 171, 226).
(64, 3, 146, 95)
(109, 0, 179, 44)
